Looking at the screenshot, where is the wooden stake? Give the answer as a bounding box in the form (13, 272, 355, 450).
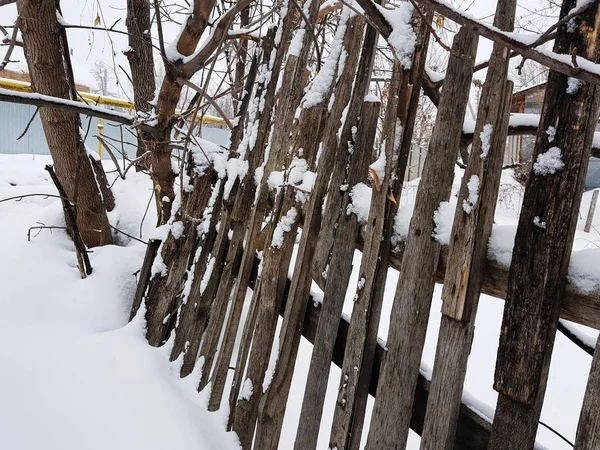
(584, 189, 598, 233)
(490, 1, 600, 447)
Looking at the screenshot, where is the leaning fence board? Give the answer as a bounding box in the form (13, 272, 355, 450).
(230, 8, 323, 436)
(252, 10, 370, 450)
(574, 335, 600, 449)
(584, 189, 598, 233)
(490, 1, 600, 447)
(293, 96, 380, 450)
(272, 277, 492, 450)
(365, 20, 475, 450)
(420, 0, 516, 445)
(328, 11, 432, 448)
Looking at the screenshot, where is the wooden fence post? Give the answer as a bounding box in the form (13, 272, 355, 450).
(490, 1, 600, 448)
(364, 24, 477, 450)
(251, 9, 368, 449)
(584, 189, 598, 233)
(293, 31, 380, 450)
(327, 8, 432, 448)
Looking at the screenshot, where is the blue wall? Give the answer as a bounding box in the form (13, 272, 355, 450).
(0, 102, 230, 159)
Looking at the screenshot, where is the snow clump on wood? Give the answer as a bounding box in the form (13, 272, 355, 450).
(272, 208, 298, 248)
(377, 3, 416, 69)
(346, 182, 372, 224)
(534, 147, 564, 176)
(480, 124, 493, 159)
(463, 175, 480, 214)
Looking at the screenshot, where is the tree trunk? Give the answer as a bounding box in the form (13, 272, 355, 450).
(17, 0, 113, 248)
(125, 0, 155, 169)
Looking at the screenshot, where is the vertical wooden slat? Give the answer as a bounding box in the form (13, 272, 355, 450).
(584, 189, 598, 233)
(328, 8, 432, 448)
(419, 2, 515, 446)
(293, 98, 380, 450)
(364, 23, 477, 450)
(252, 10, 368, 449)
(574, 335, 600, 449)
(490, 1, 600, 448)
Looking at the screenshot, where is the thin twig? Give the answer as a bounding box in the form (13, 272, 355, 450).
(0, 16, 21, 71)
(16, 106, 39, 140)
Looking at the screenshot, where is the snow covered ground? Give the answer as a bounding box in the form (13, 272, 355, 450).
(0, 155, 240, 450)
(1, 153, 599, 449)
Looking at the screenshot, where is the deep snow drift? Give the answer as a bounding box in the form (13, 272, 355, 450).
(0, 155, 240, 450)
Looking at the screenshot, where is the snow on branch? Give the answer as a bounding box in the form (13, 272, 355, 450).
(0, 88, 135, 125)
(355, 0, 600, 86)
(411, 0, 600, 86)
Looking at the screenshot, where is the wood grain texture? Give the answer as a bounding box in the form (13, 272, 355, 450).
(490, 1, 600, 448)
(365, 21, 476, 450)
(575, 335, 600, 449)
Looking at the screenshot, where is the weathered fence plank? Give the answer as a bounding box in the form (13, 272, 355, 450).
(420, 1, 516, 446)
(584, 189, 598, 233)
(365, 20, 476, 450)
(252, 9, 369, 449)
(490, 1, 600, 447)
(294, 98, 380, 450)
(574, 335, 600, 449)
(328, 8, 432, 447)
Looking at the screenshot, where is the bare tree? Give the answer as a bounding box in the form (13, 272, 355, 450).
(16, 0, 114, 247)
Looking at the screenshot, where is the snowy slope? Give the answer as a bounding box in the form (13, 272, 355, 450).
(0, 155, 240, 450)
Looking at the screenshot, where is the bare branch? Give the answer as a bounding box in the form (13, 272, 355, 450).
(0, 88, 135, 125)
(355, 0, 600, 86)
(0, 16, 20, 71)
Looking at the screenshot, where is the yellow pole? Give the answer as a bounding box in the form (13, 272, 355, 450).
(97, 118, 104, 158)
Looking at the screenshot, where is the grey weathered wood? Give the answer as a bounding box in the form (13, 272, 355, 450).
(421, 79, 513, 450)
(584, 189, 599, 233)
(310, 16, 373, 284)
(439, 0, 516, 322)
(230, 1, 324, 435)
(364, 17, 477, 450)
(328, 59, 405, 450)
(293, 18, 380, 449)
(420, 4, 515, 446)
(294, 99, 380, 450)
(328, 9, 432, 448)
(206, 20, 294, 412)
(251, 10, 370, 450)
(141, 161, 214, 347)
(184, 55, 260, 383)
(490, 1, 600, 447)
(574, 335, 600, 449)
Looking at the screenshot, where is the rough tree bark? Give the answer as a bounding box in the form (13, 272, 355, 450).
(125, 0, 155, 168)
(17, 0, 113, 247)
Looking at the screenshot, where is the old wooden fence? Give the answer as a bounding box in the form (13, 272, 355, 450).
(126, 1, 600, 449)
